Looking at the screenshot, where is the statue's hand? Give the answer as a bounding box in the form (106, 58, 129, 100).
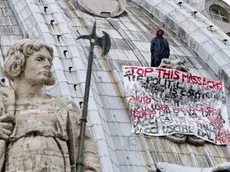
(0, 87, 15, 116)
(84, 160, 100, 172)
(0, 114, 14, 140)
(0, 87, 15, 141)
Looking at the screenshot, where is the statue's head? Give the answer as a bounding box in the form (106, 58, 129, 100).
(4, 39, 55, 86)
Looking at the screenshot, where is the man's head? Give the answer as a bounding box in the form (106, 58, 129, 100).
(156, 28, 164, 37)
(4, 39, 55, 86)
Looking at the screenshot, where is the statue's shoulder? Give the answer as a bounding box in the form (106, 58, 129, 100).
(51, 96, 79, 112)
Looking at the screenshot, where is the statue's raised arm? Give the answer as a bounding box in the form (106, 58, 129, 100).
(0, 39, 99, 172)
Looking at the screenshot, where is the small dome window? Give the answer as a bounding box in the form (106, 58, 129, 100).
(209, 4, 229, 23)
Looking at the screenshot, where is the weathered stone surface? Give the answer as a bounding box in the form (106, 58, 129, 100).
(0, 39, 99, 172)
(74, 0, 126, 17)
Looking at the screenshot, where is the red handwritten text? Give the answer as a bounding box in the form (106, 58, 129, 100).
(128, 96, 152, 104)
(124, 66, 154, 76)
(208, 116, 223, 130)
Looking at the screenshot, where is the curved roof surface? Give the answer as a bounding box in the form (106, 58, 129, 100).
(1, 0, 230, 171)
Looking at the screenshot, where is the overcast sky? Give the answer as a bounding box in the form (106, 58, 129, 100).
(223, 0, 230, 4)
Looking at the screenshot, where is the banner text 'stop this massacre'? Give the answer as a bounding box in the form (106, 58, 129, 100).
(123, 66, 229, 145)
(124, 66, 223, 90)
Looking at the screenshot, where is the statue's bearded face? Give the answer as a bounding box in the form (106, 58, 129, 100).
(23, 47, 54, 85)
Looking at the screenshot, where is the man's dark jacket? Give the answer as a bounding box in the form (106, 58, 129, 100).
(150, 29, 170, 67)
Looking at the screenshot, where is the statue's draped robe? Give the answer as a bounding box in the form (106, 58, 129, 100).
(4, 96, 99, 172)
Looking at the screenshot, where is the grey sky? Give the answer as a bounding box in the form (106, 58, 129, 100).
(223, 0, 230, 4)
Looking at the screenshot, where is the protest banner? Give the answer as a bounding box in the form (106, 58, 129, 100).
(123, 66, 230, 145)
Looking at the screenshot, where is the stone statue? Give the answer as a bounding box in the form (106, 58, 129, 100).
(0, 39, 99, 172)
(159, 58, 205, 146)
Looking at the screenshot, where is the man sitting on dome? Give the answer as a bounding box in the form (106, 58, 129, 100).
(150, 28, 170, 67)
